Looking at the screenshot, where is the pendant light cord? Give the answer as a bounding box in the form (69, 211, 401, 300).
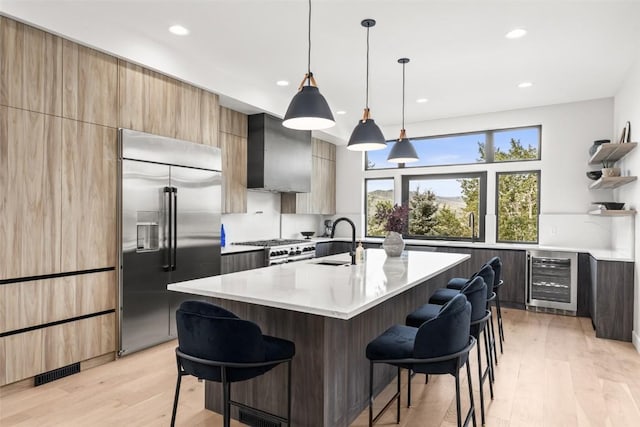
(307, 0, 311, 80)
(365, 25, 370, 109)
(402, 61, 405, 130)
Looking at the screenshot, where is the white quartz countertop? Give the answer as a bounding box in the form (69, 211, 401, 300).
(312, 237, 633, 262)
(221, 245, 265, 255)
(169, 249, 470, 319)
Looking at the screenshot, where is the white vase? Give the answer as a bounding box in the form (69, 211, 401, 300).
(382, 231, 405, 257)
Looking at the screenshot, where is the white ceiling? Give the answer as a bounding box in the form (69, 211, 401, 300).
(2, 0, 640, 144)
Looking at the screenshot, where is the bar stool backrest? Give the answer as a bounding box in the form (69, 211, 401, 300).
(487, 256, 502, 287)
(414, 294, 471, 375)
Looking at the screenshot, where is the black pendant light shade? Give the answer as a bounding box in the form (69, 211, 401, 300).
(388, 129, 419, 163)
(348, 110, 386, 151)
(388, 58, 419, 163)
(283, 0, 335, 131)
(283, 84, 335, 130)
(347, 19, 386, 151)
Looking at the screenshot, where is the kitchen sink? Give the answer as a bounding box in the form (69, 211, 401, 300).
(313, 260, 351, 267)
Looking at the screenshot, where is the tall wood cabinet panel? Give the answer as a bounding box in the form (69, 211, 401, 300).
(43, 322, 79, 372)
(200, 90, 220, 147)
(0, 17, 62, 115)
(61, 120, 117, 271)
(0, 107, 62, 280)
(220, 133, 247, 213)
(219, 107, 247, 213)
(281, 138, 336, 215)
(62, 41, 118, 127)
(147, 69, 178, 138)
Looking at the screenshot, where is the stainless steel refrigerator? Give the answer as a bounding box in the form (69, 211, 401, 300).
(118, 129, 222, 355)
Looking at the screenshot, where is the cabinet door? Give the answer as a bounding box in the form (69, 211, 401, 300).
(61, 120, 117, 271)
(220, 133, 247, 213)
(175, 81, 202, 143)
(0, 17, 62, 115)
(62, 41, 118, 127)
(222, 251, 266, 274)
(0, 107, 62, 279)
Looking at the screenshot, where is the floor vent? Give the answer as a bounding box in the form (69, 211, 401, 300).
(34, 362, 81, 386)
(238, 409, 281, 427)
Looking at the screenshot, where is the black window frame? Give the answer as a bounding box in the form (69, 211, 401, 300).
(495, 170, 541, 244)
(365, 125, 542, 171)
(364, 177, 395, 238)
(400, 172, 487, 242)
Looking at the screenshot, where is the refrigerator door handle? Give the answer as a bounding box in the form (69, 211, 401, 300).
(163, 186, 172, 272)
(172, 187, 178, 271)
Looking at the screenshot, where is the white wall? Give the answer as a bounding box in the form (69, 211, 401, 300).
(336, 98, 620, 248)
(613, 52, 640, 352)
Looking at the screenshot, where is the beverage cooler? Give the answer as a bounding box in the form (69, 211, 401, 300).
(526, 250, 578, 315)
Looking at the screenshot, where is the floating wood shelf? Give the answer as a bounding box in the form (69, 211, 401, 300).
(589, 176, 637, 189)
(588, 209, 636, 216)
(588, 142, 637, 165)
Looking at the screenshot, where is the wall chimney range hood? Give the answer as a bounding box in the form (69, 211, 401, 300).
(247, 113, 311, 193)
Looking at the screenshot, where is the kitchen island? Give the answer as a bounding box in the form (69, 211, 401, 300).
(169, 249, 469, 426)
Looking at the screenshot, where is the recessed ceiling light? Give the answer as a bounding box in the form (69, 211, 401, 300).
(335, 111, 347, 115)
(276, 80, 289, 86)
(505, 28, 527, 39)
(169, 25, 189, 36)
(416, 98, 429, 103)
(518, 81, 533, 88)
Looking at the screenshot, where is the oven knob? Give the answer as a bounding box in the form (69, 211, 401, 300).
(295, 248, 302, 255)
(278, 250, 285, 256)
(289, 249, 295, 256)
(270, 251, 276, 257)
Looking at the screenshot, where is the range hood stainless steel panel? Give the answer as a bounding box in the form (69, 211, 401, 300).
(247, 113, 311, 193)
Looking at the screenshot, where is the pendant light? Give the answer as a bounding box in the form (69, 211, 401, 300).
(282, 0, 335, 130)
(387, 58, 419, 163)
(347, 19, 386, 151)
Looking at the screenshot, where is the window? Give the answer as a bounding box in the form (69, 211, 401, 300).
(496, 171, 540, 243)
(401, 173, 486, 241)
(365, 178, 394, 237)
(366, 125, 540, 170)
(492, 127, 540, 162)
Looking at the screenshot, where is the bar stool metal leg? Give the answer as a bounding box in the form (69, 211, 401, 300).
(489, 308, 499, 367)
(495, 290, 505, 352)
(466, 359, 477, 427)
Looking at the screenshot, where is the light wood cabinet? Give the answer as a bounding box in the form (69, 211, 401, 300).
(219, 107, 247, 213)
(0, 106, 62, 280)
(0, 17, 62, 115)
(61, 120, 117, 271)
(118, 61, 177, 139)
(62, 41, 118, 127)
(0, 271, 116, 334)
(200, 90, 220, 147)
(281, 138, 336, 215)
(118, 60, 220, 146)
(0, 312, 115, 386)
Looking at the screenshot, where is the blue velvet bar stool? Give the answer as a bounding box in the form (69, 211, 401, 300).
(172, 301, 295, 427)
(407, 276, 494, 426)
(445, 263, 498, 374)
(366, 294, 477, 427)
(487, 256, 505, 353)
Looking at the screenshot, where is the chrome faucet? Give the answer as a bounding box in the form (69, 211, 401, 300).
(468, 212, 476, 242)
(331, 217, 356, 265)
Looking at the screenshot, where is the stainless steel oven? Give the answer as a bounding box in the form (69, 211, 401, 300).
(526, 250, 578, 315)
(234, 239, 316, 265)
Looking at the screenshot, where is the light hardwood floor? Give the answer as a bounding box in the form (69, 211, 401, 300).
(1, 309, 639, 426)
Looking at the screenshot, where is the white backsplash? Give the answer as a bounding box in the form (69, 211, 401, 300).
(221, 190, 325, 243)
(538, 214, 613, 249)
